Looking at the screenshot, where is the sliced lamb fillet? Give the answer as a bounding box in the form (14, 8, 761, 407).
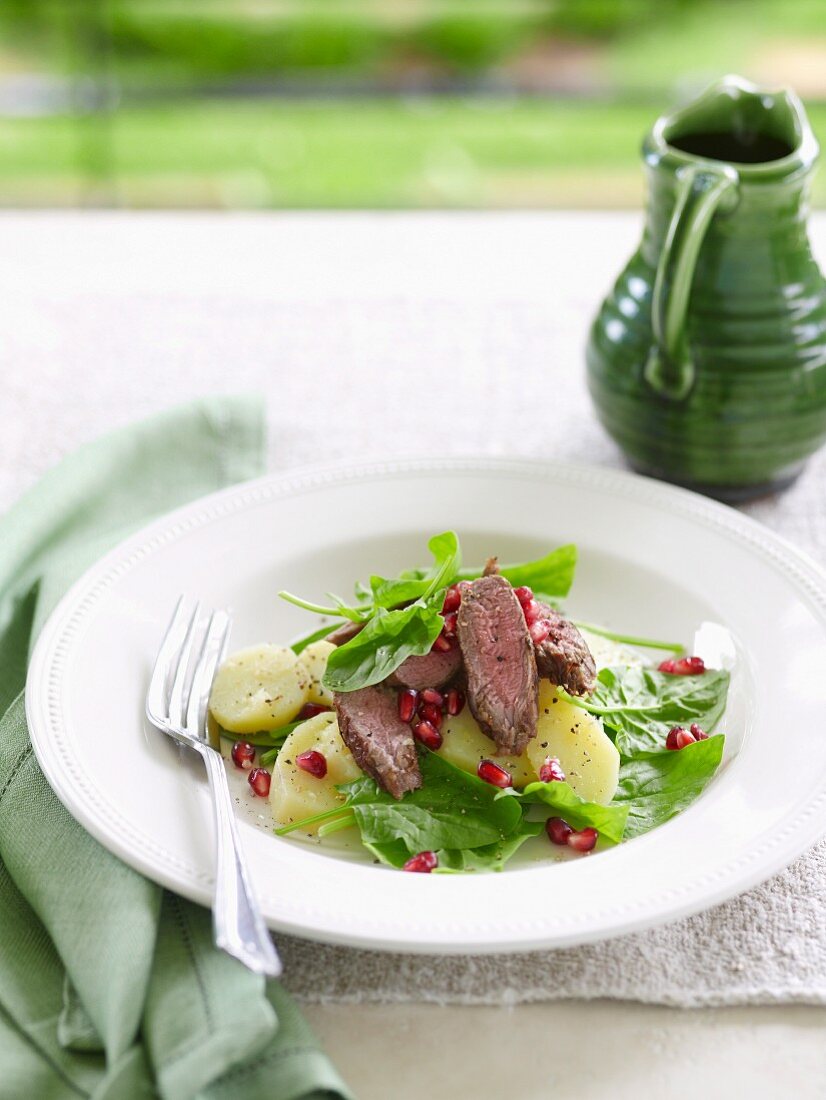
(334, 685, 421, 800)
(533, 605, 597, 697)
(456, 574, 538, 755)
(325, 620, 364, 646)
(389, 645, 463, 690)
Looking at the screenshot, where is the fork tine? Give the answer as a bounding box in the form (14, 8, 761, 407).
(146, 596, 190, 726)
(167, 602, 201, 729)
(185, 610, 231, 740)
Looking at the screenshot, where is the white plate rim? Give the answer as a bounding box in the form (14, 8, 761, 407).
(25, 455, 826, 953)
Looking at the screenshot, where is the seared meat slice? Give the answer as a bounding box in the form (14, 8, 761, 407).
(456, 574, 538, 755)
(533, 605, 597, 697)
(334, 686, 421, 799)
(326, 620, 364, 646)
(389, 645, 463, 690)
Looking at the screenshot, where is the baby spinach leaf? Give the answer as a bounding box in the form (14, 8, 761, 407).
(218, 722, 301, 750)
(353, 578, 373, 602)
(505, 780, 629, 844)
(364, 824, 541, 873)
(612, 735, 725, 838)
(572, 665, 730, 756)
(433, 821, 544, 873)
(322, 602, 443, 692)
(423, 530, 463, 594)
(368, 575, 432, 609)
(458, 543, 577, 598)
(289, 623, 338, 655)
(369, 531, 462, 609)
(342, 750, 522, 851)
(361, 838, 411, 867)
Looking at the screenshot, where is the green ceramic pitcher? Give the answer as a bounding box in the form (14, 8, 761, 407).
(587, 75, 826, 500)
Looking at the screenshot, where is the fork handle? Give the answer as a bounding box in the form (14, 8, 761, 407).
(200, 746, 283, 978)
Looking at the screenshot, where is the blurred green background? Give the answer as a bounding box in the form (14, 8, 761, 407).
(3, 0, 826, 208)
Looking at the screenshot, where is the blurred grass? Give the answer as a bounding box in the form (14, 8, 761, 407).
(3, 1, 826, 208)
(3, 96, 826, 209)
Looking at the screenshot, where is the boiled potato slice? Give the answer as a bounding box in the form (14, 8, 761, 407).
(438, 707, 535, 788)
(297, 640, 335, 706)
(209, 644, 308, 734)
(527, 680, 619, 804)
(270, 712, 362, 831)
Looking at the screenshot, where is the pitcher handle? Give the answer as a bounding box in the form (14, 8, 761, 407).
(644, 163, 738, 400)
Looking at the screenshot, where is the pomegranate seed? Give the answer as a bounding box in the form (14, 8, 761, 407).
(546, 817, 573, 845)
(297, 702, 330, 720)
(421, 687, 444, 707)
(295, 750, 327, 779)
(431, 632, 454, 652)
(675, 655, 705, 675)
(398, 689, 418, 723)
(665, 726, 697, 751)
(442, 585, 462, 613)
(567, 827, 599, 853)
(659, 655, 705, 675)
(690, 722, 709, 741)
(477, 759, 513, 788)
(529, 619, 552, 645)
(442, 611, 458, 636)
(419, 701, 443, 729)
(413, 719, 443, 750)
(231, 741, 256, 771)
(248, 767, 271, 797)
(522, 599, 543, 625)
(513, 585, 534, 607)
(446, 688, 465, 716)
(403, 850, 438, 873)
(539, 756, 566, 783)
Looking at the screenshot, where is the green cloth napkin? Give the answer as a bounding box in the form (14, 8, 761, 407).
(0, 397, 353, 1100)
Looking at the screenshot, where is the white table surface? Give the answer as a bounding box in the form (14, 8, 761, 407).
(3, 211, 826, 1099)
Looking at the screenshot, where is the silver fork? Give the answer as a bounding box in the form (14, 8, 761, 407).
(146, 597, 282, 977)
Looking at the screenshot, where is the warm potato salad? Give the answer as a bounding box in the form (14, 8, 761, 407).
(207, 534, 729, 873)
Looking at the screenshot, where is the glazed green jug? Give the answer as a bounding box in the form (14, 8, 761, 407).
(587, 75, 826, 500)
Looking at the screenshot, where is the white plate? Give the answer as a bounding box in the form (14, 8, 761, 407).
(26, 458, 826, 954)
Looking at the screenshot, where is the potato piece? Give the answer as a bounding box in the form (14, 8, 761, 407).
(438, 707, 535, 788)
(270, 712, 362, 831)
(297, 640, 335, 706)
(527, 680, 619, 804)
(209, 644, 308, 734)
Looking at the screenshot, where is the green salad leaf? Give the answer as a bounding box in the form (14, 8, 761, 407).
(433, 822, 544, 873)
(323, 602, 444, 692)
(289, 623, 338, 655)
(507, 780, 629, 844)
(341, 751, 522, 851)
(361, 822, 542, 872)
(457, 543, 577, 599)
(218, 722, 301, 750)
(612, 735, 725, 838)
(569, 665, 730, 756)
(368, 531, 462, 610)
